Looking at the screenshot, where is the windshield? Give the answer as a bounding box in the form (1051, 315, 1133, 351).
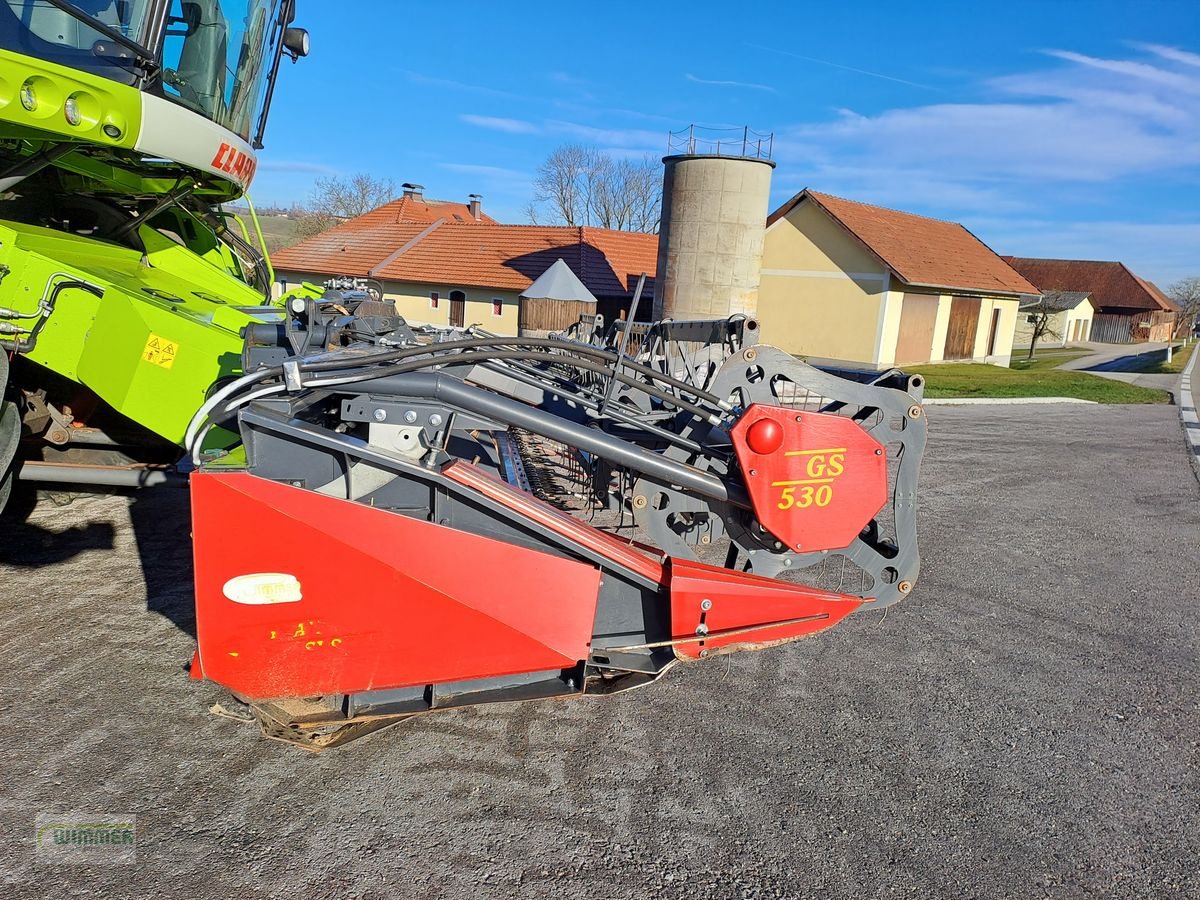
(1, 0, 157, 83)
(161, 0, 283, 141)
(0, 0, 286, 142)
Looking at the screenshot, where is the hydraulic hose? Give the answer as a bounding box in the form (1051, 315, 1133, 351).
(299, 335, 729, 408)
(188, 341, 731, 452)
(290, 349, 723, 424)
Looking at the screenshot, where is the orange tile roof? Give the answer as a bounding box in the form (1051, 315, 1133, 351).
(376, 224, 657, 297)
(769, 189, 1037, 297)
(1002, 257, 1177, 313)
(271, 195, 497, 276)
(1137, 277, 1178, 312)
(272, 221, 431, 276)
(352, 195, 498, 227)
(273, 215, 659, 299)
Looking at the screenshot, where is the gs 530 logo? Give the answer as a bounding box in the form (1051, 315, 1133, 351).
(773, 447, 846, 510)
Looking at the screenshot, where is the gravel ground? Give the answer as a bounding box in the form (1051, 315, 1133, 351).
(1, 404, 1197, 899)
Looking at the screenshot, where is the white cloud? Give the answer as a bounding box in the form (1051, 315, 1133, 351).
(459, 114, 540, 134)
(974, 218, 1200, 286)
(768, 44, 1200, 284)
(439, 162, 528, 179)
(776, 44, 1200, 185)
(1135, 43, 1200, 69)
(544, 120, 664, 152)
(1042, 49, 1200, 94)
(406, 72, 528, 102)
(685, 73, 777, 94)
(257, 160, 338, 175)
(771, 164, 1032, 215)
(745, 42, 944, 92)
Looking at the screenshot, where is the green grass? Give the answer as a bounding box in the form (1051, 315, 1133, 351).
(1009, 349, 1094, 370)
(909, 363, 1169, 404)
(1118, 341, 1196, 375)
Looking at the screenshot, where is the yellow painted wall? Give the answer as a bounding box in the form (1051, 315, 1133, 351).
(759, 201, 887, 364)
(383, 282, 520, 334)
(1011, 299, 1094, 347)
(875, 291, 903, 368)
(273, 270, 520, 335)
(884, 290, 1020, 367)
(972, 296, 1019, 367)
(763, 201, 882, 274)
(929, 294, 952, 363)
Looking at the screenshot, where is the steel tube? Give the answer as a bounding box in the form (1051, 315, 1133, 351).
(361, 372, 749, 508)
(18, 462, 184, 488)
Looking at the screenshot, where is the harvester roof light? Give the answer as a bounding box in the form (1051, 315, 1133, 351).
(102, 124, 122, 139)
(19, 83, 35, 111)
(63, 97, 80, 126)
(283, 27, 309, 60)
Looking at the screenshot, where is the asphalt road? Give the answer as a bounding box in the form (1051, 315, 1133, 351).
(1, 404, 1197, 899)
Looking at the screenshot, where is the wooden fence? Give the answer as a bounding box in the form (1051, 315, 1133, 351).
(1089, 311, 1176, 344)
(518, 298, 596, 335)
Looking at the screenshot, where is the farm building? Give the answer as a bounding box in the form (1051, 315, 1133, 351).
(1011, 291, 1094, 348)
(1003, 257, 1177, 343)
(271, 199, 657, 336)
(518, 258, 600, 335)
(758, 190, 1037, 368)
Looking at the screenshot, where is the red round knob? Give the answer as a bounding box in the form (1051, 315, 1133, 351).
(745, 418, 784, 455)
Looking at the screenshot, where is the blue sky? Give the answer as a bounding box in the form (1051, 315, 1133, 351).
(254, 0, 1200, 286)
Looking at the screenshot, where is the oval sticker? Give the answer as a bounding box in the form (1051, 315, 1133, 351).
(222, 573, 302, 605)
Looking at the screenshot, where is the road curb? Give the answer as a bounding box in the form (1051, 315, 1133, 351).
(1178, 345, 1199, 485)
(923, 397, 1098, 406)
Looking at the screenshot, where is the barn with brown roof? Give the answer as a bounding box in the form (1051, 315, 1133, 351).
(272, 196, 657, 335)
(1002, 257, 1177, 343)
(760, 189, 1038, 368)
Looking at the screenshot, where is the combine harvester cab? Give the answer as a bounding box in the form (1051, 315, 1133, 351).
(188, 309, 926, 748)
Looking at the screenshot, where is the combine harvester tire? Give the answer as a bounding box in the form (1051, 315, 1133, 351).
(0, 352, 20, 515)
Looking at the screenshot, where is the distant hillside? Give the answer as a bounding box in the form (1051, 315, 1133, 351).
(224, 206, 303, 255)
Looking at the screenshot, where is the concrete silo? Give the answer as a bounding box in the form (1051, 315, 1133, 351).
(652, 127, 775, 321)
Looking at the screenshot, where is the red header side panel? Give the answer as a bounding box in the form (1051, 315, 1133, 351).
(191, 473, 601, 701)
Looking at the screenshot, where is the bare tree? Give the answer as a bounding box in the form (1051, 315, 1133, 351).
(1023, 292, 1066, 360)
(593, 157, 662, 232)
(528, 144, 661, 232)
(294, 173, 396, 239)
(1168, 276, 1200, 339)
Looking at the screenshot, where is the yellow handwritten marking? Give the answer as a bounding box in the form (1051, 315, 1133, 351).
(785, 447, 846, 456)
(228, 651, 239, 657)
(303, 637, 343, 650)
(141, 334, 179, 369)
(771, 478, 835, 487)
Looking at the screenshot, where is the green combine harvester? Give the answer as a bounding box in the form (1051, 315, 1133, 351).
(0, 0, 309, 509)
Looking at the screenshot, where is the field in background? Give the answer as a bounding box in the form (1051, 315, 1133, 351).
(227, 209, 302, 255)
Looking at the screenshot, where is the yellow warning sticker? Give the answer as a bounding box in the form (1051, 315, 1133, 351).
(141, 334, 179, 369)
